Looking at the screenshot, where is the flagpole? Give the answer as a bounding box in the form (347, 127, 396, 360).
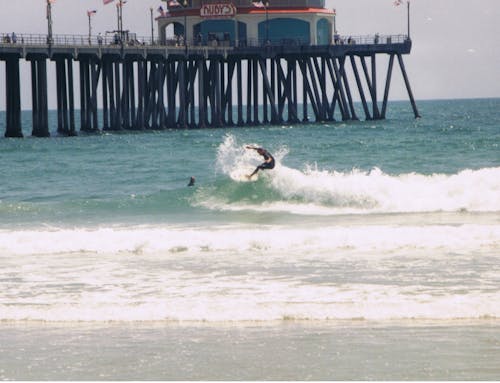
(265, 1, 269, 44)
(119, 0, 124, 45)
(120, 0, 123, 44)
(234, 4, 238, 47)
(88, 12, 92, 45)
(333, 9, 337, 34)
(116, 4, 120, 35)
(407, 1, 411, 39)
(47, 0, 53, 45)
(150, 7, 154, 45)
(183, 0, 188, 54)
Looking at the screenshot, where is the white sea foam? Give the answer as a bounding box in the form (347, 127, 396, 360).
(2, 271, 500, 322)
(0, 223, 498, 256)
(213, 135, 500, 215)
(1, 222, 499, 322)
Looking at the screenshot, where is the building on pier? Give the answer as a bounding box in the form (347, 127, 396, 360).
(158, 0, 334, 46)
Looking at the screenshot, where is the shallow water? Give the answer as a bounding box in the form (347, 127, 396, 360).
(2, 321, 500, 380)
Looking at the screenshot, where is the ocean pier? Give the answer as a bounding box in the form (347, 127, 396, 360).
(0, 1, 419, 137)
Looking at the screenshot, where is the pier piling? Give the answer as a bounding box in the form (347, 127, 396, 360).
(5, 55, 23, 137)
(1, 34, 420, 136)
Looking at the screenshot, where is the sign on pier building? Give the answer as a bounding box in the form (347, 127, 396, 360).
(157, 0, 334, 46)
(200, 3, 237, 18)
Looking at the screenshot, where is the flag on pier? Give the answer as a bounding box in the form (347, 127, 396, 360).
(87, 9, 97, 16)
(168, 0, 181, 7)
(103, 0, 114, 4)
(157, 5, 166, 16)
(252, 1, 265, 8)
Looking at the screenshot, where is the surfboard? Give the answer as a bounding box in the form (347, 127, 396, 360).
(230, 168, 258, 182)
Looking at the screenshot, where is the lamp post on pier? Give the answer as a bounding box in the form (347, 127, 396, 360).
(150, 7, 154, 44)
(396, 0, 411, 40)
(234, 4, 239, 47)
(265, 1, 270, 44)
(333, 8, 337, 34)
(46, 0, 53, 45)
(182, 0, 188, 54)
(116, 3, 120, 31)
(87, 10, 97, 45)
(116, 0, 124, 45)
(407, 0, 411, 39)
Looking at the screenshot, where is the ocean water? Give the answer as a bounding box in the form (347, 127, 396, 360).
(0, 98, 499, 379)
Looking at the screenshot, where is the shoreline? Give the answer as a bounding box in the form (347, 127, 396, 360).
(2, 320, 500, 380)
(2, 317, 500, 327)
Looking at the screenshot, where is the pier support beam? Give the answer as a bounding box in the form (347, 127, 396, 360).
(5, 56, 23, 137)
(349, 55, 372, 120)
(55, 57, 76, 136)
(1, 42, 420, 137)
(29, 56, 50, 137)
(381, 54, 395, 119)
(397, 53, 421, 119)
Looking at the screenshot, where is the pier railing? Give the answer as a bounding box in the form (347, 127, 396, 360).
(1, 33, 154, 47)
(1, 32, 409, 49)
(333, 34, 409, 45)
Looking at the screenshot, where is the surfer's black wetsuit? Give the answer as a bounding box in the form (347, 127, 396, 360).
(257, 149, 275, 171)
(246, 146, 275, 178)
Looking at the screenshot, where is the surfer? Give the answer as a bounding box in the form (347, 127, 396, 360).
(246, 146, 275, 178)
(187, 176, 196, 186)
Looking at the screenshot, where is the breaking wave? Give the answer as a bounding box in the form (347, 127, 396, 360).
(205, 134, 500, 215)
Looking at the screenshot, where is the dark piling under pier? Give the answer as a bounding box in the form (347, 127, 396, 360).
(1, 36, 419, 137)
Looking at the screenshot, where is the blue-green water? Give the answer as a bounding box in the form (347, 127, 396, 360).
(1, 99, 498, 228)
(0, 99, 499, 379)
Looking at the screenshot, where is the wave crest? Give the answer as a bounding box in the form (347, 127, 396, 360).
(210, 135, 500, 215)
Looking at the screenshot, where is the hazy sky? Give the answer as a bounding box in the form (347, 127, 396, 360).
(0, 0, 499, 108)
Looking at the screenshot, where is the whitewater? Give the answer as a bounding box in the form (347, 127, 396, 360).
(2, 129, 499, 323)
(213, 134, 500, 214)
